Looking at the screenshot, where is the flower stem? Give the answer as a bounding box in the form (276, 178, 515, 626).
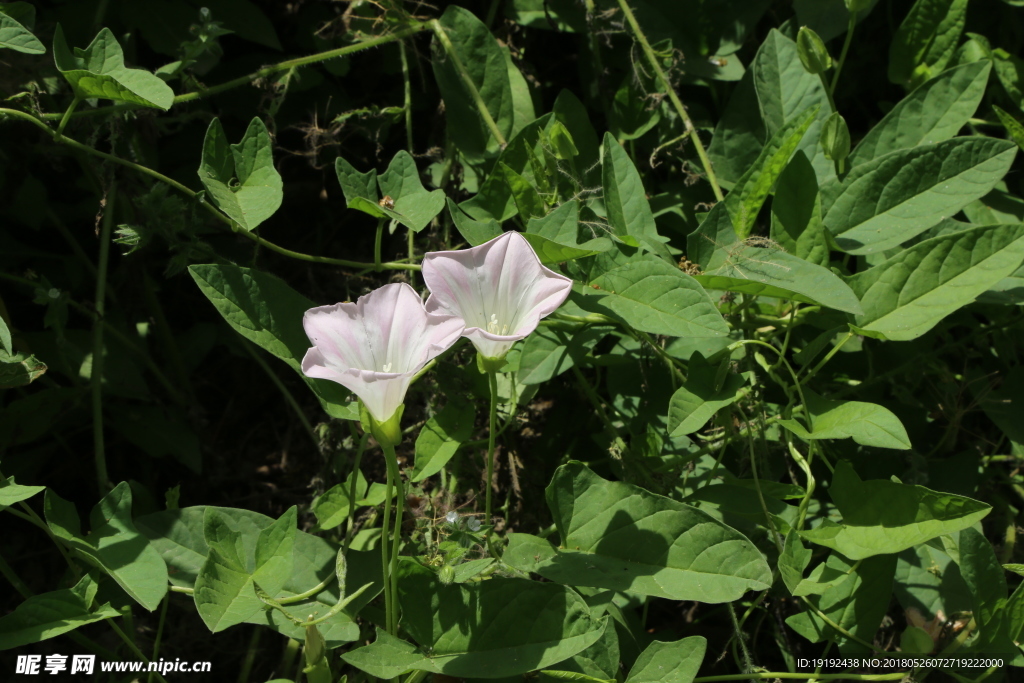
(829, 13, 857, 96)
(92, 183, 116, 494)
(382, 443, 403, 635)
(614, 0, 724, 201)
(485, 370, 499, 529)
(380, 443, 395, 636)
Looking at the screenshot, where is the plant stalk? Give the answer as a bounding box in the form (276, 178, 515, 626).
(829, 14, 857, 95)
(485, 371, 499, 529)
(380, 443, 396, 636)
(92, 184, 116, 493)
(381, 443, 403, 636)
(384, 446, 403, 634)
(614, 0, 724, 201)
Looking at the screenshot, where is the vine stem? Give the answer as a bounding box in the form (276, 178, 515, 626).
(485, 371, 499, 529)
(0, 107, 420, 272)
(92, 183, 116, 493)
(108, 621, 170, 683)
(56, 97, 80, 137)
(829, 13, 857, 95)
(382, 443, 404, 636)
(41, 23, 432, 121)
(374, 218, 385, 272)
(800, 330, 855, 383)
(430, 19, 507, 148)
(693, 674, 906, 682)
(615, 0, 724, 201)
(242, 340, 318, 449)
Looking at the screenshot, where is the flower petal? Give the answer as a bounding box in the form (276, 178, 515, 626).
(422, 231, 572, 358)
(301, 283, 464, 420)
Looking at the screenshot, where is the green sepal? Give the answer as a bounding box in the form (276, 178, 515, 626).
(360, 402, 405, 448)
(476, 352, 509, 374)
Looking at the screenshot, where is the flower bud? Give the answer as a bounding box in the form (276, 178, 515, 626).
(844, 0, 872, 12)
(438, 564, 456, 585)
(303, 623, 326, 667)
(820, 112, 851, 164)
(797, 27, 832, 75)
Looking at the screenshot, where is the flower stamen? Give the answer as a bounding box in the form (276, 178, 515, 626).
(382, 362, 392, 373)
(486, 313, 510, 335)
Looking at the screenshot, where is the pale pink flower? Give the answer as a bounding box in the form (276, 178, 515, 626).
(301, 283, 464, 422)
(422, 231, 573, 360)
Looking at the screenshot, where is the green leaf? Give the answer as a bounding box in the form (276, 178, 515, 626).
(822, 138, 1017, 254)
(194, 506, 296, 632)
(993, 48, 1024, 111)
(778, 389, 911, 449)
(0, 575, 120, 651)
(334, 157, 378, 206)
(667, 352, 746, 437)
(0, 2, 36, 31)
(524, 200, 612, 264)
(610, 74, 661, 141)
(888, 0, 968, 88)
(188, 264, 355, 419)
(412, 399, 476, 482)
(198, 117, 283, 232)
(0, 476, 45, 511)
(786, 554, 898, 653)
(752, 30, 834, 182)
(501, 161, 546, 220)
(0, 9, 42, 54)
(846, 223, 1024, 340)
(397, 561, 607, 678)
(137, 506, 379, 646)
(378, 151, 446, 233)
(0, 315, 9, 355)
(311, 472, 392, 530)
(459, 114, 565, 223)
(993, 105, 1024, 152)
(431, 6, 516, 162)
(504, 462, 772, 602)
(770, 151, 829, 266)
(708, 70, 766, 189)
(893, 544, 972, 621)
(448, 198, 503, 247)
(518, 325, 609, 386)
(958, 528, 1013, 651)
(601, 133, 671, 257)
(0, 351, 47, 389)
(44, 483, 168, 611)
(688, 204, 863, 314)
(624, 637, 706, 683)
(52, 25, 172, 108)
(581, 255, 728, 338)
(726, 106, 819, 239)
(848, 61, 992, 167)
(778, 529, 813, 596)
(342, 628, 439, 679)
(799, 461, 991, 560)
